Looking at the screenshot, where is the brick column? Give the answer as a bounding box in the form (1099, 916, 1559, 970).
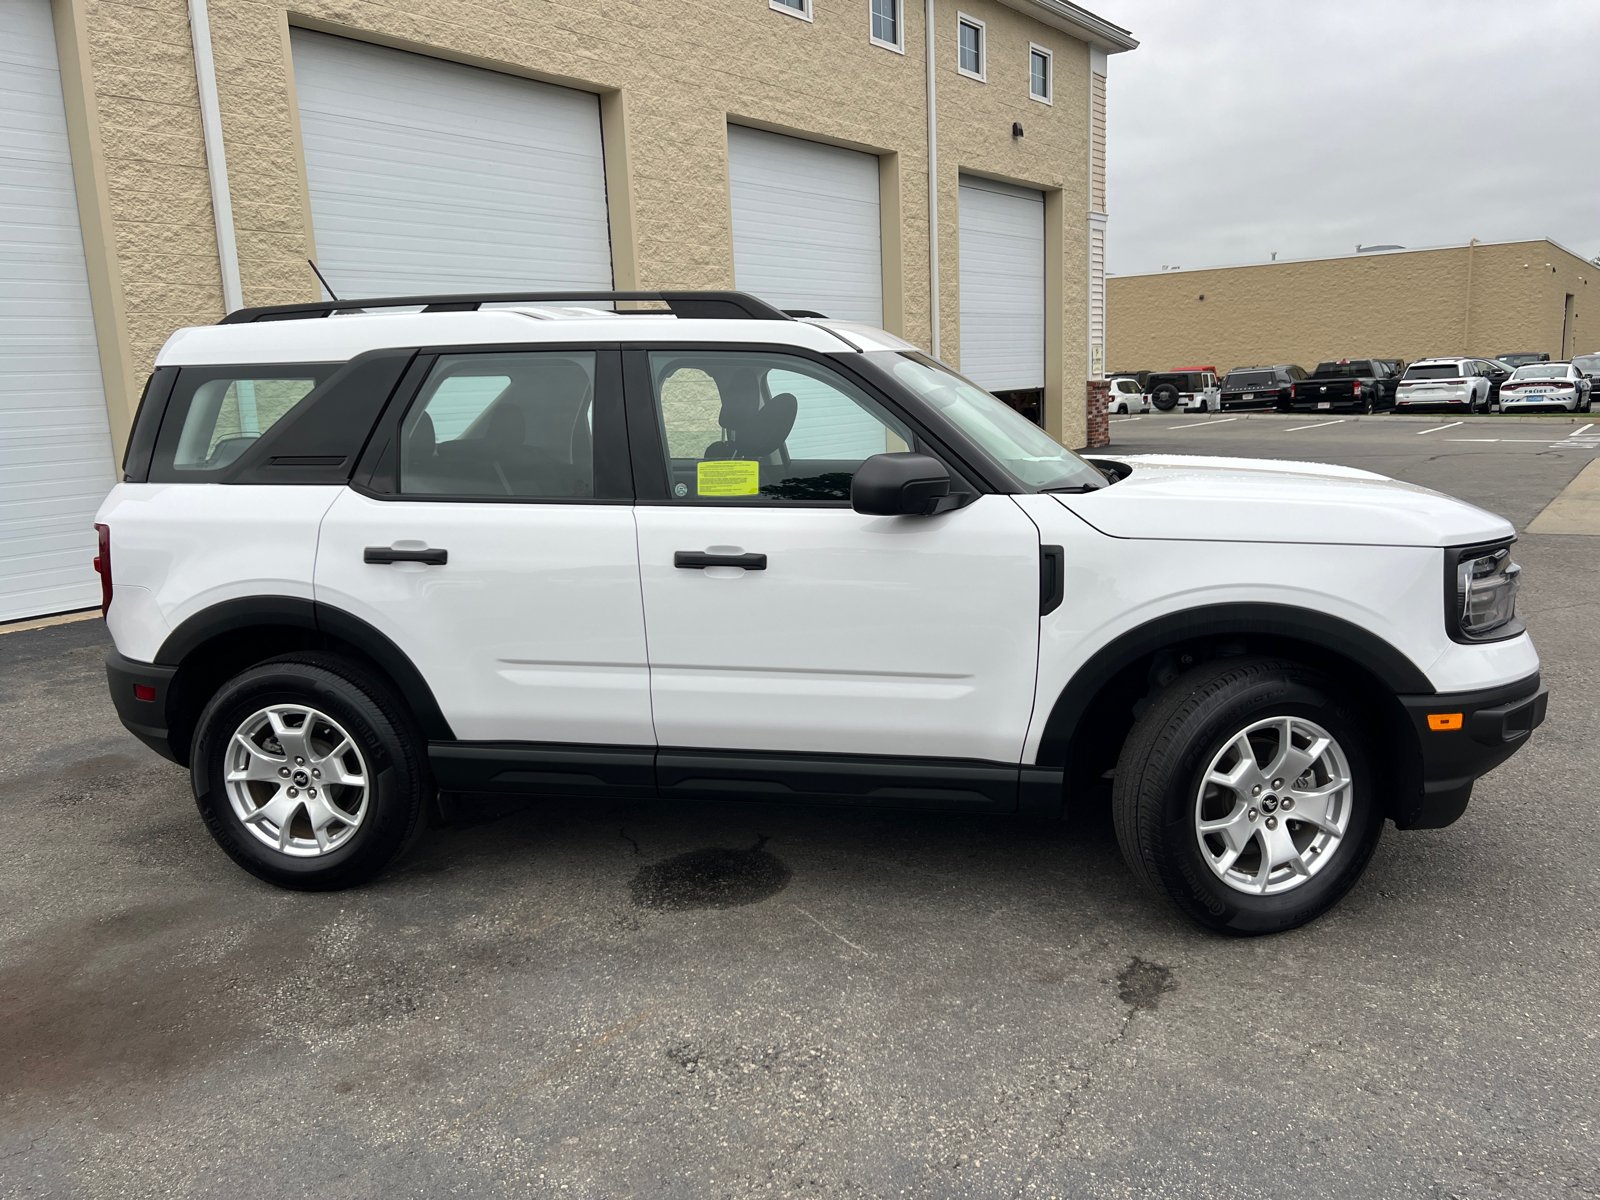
(1084, 380, 1110, 449)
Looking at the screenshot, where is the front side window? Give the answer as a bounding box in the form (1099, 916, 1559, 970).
(871, 0, 901, 47)
(400, 352, 595, 499)
(879, 353, 1105, 492)
(1030, 46, 1052, 101)
(155, 364, 340, 476)
(649, 351, 912, 503)
(958, 16, 984, 79)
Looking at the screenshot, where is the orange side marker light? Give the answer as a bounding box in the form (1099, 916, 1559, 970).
(1427, 713, 1463, 731)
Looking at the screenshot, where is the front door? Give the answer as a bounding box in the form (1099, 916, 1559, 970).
(627, 347, 1041, 807)
(315, 349, 654, 770)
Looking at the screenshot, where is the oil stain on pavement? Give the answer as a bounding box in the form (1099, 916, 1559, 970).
(628, 836, 792, 910)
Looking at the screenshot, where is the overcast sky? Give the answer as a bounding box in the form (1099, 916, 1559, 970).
(1091, 0, 1600, 277)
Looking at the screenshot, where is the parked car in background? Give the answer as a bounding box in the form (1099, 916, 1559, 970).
(1373, 359, 1407, 405)
(1107, 377, 1150, 414)
(1571, 353, 1600, 388)
(1499, 362, 1593, 412)
(1219, 364, 1307, 411)
(1287, 360, 1392, 413)
(1395, 358, 1496, 412)
(1144, 369, 1220, 412)
(1497, 352, 1550, 369)
(1476, 358, 1514, 405)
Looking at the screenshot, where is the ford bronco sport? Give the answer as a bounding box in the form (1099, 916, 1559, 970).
(97, 290, 1546, 935)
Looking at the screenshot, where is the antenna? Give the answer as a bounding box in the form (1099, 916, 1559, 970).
(307, 259, 340, 302)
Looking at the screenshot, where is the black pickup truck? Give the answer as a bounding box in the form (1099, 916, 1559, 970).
(1286, 359, 1400, 413)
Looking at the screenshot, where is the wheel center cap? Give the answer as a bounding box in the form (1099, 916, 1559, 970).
(293, 770, 310, 787)
(1261, 795, 1280, 814)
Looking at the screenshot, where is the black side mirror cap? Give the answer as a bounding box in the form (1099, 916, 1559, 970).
(851, 452, 952, 516)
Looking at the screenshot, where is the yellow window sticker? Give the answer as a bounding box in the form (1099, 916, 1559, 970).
(696, 460, 760, 496)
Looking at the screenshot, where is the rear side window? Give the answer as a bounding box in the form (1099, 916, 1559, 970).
(150, 364, 341, 478)
(400, 352, 596, 499)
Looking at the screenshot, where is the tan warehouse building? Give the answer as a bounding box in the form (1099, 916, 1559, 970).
(1107, 239, 1596, 377)
(2, 0, 1135, 621)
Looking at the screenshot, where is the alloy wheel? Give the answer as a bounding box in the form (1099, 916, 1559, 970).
(225, 704, 370, 857)
(1194, 715, 1353, 895)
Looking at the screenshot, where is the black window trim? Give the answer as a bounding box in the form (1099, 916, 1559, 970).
(618, 340, 1003, 507)
(350, 342, 634, 505)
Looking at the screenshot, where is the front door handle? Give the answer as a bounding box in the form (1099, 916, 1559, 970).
(674, 551, 767, 570)
(365, 547, 448, 565)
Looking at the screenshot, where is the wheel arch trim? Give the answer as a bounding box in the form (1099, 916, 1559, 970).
(155, 596, 454, 741)
(1033, 601, 1434, 768)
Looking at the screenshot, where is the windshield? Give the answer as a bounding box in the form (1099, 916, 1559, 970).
(875, 353, 1105, 491)
(1404, 363, 1465, 380)
(1310, 361, 1372, 377)
(1511, 365, 1569, 381)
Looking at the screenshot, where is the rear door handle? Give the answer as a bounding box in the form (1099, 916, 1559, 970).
(674, 551, 767, 570)
(364, 547, 448, 565)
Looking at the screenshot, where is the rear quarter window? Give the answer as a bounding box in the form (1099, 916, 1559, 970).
(148, 364, 342, 480)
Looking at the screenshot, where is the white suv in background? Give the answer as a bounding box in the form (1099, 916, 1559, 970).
(96, 290, 1545, 935)
(1394, 359, 1496, 412)
(1107, 377, 1149, 414)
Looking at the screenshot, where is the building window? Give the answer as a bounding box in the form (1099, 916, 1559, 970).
(770, 0, 812, 21)
(957, 14, 985, 81)
(871, 0, 904, 52)
(1029, 45, 1052, 103)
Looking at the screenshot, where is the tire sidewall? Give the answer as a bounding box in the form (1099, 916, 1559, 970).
(191, 659, 420, 889)
(1147, 672, 1382, 935)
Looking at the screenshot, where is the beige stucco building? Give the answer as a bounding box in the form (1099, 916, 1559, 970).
(1107, 239, 1596, 375)
(4, 0, 1134, 620)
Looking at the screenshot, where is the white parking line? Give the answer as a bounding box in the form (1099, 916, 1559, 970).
(1283, 419, 1346, 432)
(1572, 423, 1594, 437)
(1416, 421, 1465, 435)
(1111, 416, 1142, 423)
(1167, 417, 1239, 431)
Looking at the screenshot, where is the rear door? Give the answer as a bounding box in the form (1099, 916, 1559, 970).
(314, 347, 654, 770)
(625, 347, 1041, 810)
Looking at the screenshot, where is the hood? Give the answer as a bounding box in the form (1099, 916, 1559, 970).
(1057, 454, 1514, 547)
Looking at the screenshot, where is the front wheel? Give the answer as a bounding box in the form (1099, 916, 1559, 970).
(190, 654, 432, 890)
(1112, 658, 1383, 935)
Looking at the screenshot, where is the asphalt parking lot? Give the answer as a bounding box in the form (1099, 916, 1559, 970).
(3, 413, 1597, 1199)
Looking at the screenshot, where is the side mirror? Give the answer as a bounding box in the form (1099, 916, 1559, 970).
(851, 453, 951, 516)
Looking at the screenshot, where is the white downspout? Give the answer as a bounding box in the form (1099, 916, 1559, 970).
(189, 0, 242, 313)
(925, 0, 940, 359)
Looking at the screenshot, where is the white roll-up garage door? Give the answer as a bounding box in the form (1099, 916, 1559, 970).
(957, 176, 1045, 391)
(728, 126, 882, 325)
(290, 30, 612, 297)
(0, 0, 118, 622)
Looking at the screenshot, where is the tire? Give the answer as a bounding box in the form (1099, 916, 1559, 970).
(1362, 394, 1374, 414)
(190, 653, 432, 890)
(1115, 402, 1128, 415)
(1152, 384, 1180, 411)
(1111, 658, 1383, 936)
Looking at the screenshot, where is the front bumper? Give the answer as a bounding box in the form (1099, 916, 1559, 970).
(106, 650, 180, 763)
(1393, 672, 1546, 829)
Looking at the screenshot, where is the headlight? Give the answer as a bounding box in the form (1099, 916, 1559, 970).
(1447, 541, 1523, 642)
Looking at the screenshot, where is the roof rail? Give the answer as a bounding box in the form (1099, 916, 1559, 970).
(218, 290, 791, 325)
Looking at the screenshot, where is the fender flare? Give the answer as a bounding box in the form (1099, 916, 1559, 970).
(1034, 602, 1434, 768)
(156, 597, 454, 740)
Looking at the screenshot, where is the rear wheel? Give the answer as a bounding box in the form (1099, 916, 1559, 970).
(190, 654, 432, 890)
(1112, 658, 1383, 935)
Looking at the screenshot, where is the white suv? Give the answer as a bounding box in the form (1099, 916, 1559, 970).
(96, 290, 1545, 935)
(1395, 359, 1496, 412)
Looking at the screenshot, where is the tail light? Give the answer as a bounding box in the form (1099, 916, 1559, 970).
(1353, 382, 1363, 394)
(93, 523, 112, 616)
(1290, 384, 1298, 399)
